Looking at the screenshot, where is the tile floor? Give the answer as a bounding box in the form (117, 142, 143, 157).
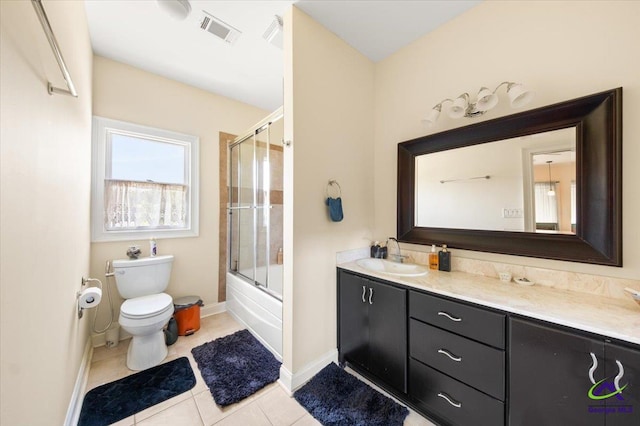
(86, 312, 436, 426)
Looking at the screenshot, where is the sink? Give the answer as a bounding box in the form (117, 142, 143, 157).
(356, 258, 428, 277)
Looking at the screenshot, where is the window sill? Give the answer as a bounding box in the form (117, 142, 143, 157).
(91, 228, 198, 243)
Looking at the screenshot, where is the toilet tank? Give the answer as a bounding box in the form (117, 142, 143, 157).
(112, 255, 174, 299)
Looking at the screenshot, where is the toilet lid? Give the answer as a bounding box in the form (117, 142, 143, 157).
(121, 293, 173, 319)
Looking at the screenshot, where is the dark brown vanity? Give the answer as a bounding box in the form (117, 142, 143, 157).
(337, 88, 638, 425)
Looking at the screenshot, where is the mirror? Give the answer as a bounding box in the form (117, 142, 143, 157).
(398, 88, 622, 266)
(415, 127, 576, 233)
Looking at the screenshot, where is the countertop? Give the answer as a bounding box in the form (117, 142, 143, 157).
(338, 260, 640, 346)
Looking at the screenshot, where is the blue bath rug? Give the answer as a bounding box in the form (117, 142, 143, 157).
(191, 329, 281, 406)
(78, 356, 195, 426)
(294, 363, 409, 426)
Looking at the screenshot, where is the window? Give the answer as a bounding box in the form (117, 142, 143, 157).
(91, 117, 199, 242)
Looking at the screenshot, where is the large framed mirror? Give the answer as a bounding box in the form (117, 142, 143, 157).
(397, 88, 622, 266)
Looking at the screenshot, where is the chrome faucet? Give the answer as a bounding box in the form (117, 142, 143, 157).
(386, 237, 409, 263)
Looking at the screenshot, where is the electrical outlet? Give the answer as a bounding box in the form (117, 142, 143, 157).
(502, 208, 523, 218)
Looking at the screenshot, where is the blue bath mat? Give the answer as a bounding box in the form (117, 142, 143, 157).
(192, 329, 281, 406)
(78, 356, 195, 426)
(294, 363, 409, 426)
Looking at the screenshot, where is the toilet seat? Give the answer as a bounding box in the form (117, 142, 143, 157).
(121, 293, 173, 320)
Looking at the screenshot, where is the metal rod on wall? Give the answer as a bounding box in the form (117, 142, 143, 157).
(440, 175, 491, 184)
(31, 0, 78, 97)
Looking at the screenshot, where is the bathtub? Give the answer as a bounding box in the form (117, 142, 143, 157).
(226, 265, 283, 359)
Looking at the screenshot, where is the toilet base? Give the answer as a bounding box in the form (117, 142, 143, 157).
(126, 330, 168, 371)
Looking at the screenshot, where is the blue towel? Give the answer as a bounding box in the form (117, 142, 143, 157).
(325, 197, 344, 222)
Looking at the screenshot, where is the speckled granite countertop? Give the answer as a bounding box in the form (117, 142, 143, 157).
(338, 260, 640, 346)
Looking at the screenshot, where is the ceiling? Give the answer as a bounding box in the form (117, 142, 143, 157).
(84, 0, 480, 111)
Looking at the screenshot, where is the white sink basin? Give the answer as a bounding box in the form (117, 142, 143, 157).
(356, 258, 428, 277)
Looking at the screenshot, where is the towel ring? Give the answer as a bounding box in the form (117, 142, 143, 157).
(326, 180, 342, 198)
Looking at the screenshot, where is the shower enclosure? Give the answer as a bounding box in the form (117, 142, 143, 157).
(226, 109, 283, 357)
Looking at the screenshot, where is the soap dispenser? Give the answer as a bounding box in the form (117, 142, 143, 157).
(438, 244, 451, 272)
(429, 245, 439, 270)
(371, 241, 381, 258)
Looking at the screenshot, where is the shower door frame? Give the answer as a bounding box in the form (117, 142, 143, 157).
(227, 108, 283, 300)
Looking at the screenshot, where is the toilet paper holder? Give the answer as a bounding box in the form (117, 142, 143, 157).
(77, 277, 102, 319)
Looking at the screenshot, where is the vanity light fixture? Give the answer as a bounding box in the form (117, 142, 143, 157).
(546, 160, 556, 197)
(422, 82, 534, 127)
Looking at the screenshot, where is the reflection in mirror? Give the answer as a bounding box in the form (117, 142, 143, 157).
(415, 127, 576, 234)
(531, 150, 576, 234)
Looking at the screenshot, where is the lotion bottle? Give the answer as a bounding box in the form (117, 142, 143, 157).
(429, 245, 439, 270)
(149, 237, 157, 257)
(438, 244, 451, 272)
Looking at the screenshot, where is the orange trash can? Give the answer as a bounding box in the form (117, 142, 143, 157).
(173, 296, 203, 336)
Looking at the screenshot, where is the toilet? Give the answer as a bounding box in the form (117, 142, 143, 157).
(112, 255, 174, 371)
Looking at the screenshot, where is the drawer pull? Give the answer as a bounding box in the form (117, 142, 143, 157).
(362, 286, 366, 303)
(438, 348, 462, 362)
(588, 352, 598, 384)
(437, 311, 462, 322)
(437, 392, 462, 408)
(369, 287, 374, 305)
(614, 360, 625, 393)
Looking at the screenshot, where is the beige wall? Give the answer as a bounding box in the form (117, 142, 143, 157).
(0, 1, 93, 424)
(374, 0, 640, 280)
(90, 57, 268, 337)
(283, 7, 376, 373)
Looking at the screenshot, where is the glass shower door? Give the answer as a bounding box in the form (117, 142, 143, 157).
(228, 121, 282, 299)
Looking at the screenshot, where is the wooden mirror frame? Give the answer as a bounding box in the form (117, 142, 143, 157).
(397, 88, 622, 266)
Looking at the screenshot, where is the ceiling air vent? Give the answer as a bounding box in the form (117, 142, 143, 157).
(199, 11, 241, 44)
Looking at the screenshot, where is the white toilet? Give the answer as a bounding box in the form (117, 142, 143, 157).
(112, 255, 175, 371)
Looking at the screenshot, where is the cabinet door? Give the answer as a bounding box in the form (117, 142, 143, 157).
(509, 318, 604, 426)
(338, 271, 369, 369)
(368, 279, 407, 392)
(604, 342, 640, 426)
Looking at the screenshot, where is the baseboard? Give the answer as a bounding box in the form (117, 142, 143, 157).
(201, 301, 226, 318)
(64, 337, 93, 426)
(278, 348, 338, 394)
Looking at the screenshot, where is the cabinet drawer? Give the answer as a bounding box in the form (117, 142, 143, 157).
(409, 358, 504, 426)
(409, 290, 505, 349)
(410, 319, 504, 400)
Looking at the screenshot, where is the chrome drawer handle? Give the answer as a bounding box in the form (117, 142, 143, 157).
(362, 286, 366, 303)
(437, 311, 462, 322)
(437, 392, 462, 408)
(588, 352, 598, 384)
(614, 360, 625, 393)
(438, 349, 462, 362)
(369, 287, 374, 305)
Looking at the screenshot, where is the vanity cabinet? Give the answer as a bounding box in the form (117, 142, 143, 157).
(408, 291, 506, 426)
(337, 267, 639, 426)
(509, 318, 640, 426)
(337, 270, 407, 392)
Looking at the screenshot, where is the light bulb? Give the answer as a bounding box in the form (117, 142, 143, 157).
(508, 83, 534, 108)
(476, 87, 498, 112)
(448, 95, 468, 119)
(422, 107, 441, 128)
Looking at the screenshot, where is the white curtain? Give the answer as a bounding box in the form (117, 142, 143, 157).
(570, 181, 577, 225)
(104, 180, 187, 230)
(534, 182, 558, 224)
